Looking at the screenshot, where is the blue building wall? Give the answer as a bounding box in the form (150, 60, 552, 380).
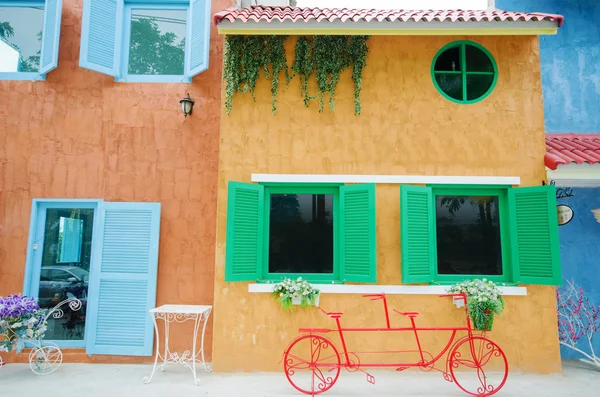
(556, 188, 600, 359)
(497, 0, 600, 133)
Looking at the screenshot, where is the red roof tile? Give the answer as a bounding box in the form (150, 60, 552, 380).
(545, 134, 600, 170)
(214, 6, 564, 27)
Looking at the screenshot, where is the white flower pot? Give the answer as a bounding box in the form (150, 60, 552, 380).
(291, 295, 320, 307)
(453, 296, 465, 308)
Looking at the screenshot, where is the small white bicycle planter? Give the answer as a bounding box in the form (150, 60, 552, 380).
(0, 296, 82, 375)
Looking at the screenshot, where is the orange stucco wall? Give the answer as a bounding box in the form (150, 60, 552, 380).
(0, 0, 231, 363)
(212, 35, 561, 373)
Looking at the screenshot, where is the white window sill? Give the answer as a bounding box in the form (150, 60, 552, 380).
(248, 284, 527, 296)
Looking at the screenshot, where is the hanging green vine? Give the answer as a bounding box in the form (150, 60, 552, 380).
(223, 35, 369, 116)
(240, 36, 266, 100)
(291, 36, 315, 107)
(348, 36, 369, 115)
(223, 35, 244, 115)
(264, 35, 291, 115)
(313, 36, 349, 113)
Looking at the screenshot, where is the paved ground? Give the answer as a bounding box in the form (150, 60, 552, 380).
(1, 361, 599, 396)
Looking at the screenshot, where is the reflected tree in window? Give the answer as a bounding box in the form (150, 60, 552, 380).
(0, 21, 41, 72)
(128, 16, 185, 75)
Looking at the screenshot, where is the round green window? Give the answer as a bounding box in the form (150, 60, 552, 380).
(431, 41, 498, 104)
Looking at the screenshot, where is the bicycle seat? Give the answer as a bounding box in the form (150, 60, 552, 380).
(393, 309, 419, 318)
(325, 312, 343, 319)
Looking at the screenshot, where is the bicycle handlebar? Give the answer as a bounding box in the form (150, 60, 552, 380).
(362, 293, 385, 301)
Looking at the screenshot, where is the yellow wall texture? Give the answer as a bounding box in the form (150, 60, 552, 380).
(212, 35, 560, 373)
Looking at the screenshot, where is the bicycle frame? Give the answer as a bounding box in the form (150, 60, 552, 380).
(299, 293, 475, 369)
(284, 293, 509, 397)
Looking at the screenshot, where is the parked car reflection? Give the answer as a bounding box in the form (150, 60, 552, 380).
(38, 266, 89, 307)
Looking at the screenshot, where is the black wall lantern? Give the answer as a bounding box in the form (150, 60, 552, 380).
(180, 93, 195, 117)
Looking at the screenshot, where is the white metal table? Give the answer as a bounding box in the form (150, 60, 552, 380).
(143, 304, 212, 386)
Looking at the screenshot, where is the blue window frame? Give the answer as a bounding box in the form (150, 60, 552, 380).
(22, 199, 162, 355)
(23, 199, 102, 348)
(119, 3, 188, 82)
(0, 0, 63, 81)
(80, 0, 211, 83)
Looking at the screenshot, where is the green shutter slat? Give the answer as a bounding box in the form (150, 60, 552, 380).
(225, 182, 263, 282)
(508, 185, 561, 286)
(340, 184, 376, 283)
(400, 185, 435, 283)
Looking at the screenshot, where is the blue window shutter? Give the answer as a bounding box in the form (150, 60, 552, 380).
(185, 0, 211, 78)
(79, 0, 123, 76)
(38, 0, 63, 75)
(86, 202, 161, 356)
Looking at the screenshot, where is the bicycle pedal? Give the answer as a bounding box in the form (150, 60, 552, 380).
(366, 373, 375, 384)
(395, 366, 409, 372)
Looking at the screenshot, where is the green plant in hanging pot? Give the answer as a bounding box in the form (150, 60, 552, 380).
(447, 279, 505, 331)
(271, 277, 321, 310)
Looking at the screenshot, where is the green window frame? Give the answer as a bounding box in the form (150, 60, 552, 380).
(263, 185, 341, 282)
(431, 40, 498, 104)
(225, 182, 377, 283)
(400, 184, 561, 286)
(430, 186, 512, 284)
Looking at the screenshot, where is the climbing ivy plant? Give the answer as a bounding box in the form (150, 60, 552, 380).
(223, 35, 369, 115)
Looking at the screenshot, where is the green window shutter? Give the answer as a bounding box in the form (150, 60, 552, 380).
(508, 185, 562, 285)
(400, 185, 436, 283)
(225, 182, 264, 282)
(340, 183, 376, 283)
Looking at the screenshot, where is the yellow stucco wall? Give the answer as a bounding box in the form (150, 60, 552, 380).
(212, 35, 560, 373)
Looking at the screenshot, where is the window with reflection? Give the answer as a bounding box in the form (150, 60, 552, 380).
(39, 209, 94, 341)
(268, 190, 335, 275)
(435, 195, 503, 276)
(126, 7, 187, 77)
(0, 5, 44, 73)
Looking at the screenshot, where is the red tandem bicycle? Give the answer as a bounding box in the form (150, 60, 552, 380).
(282, 293, 508, 397)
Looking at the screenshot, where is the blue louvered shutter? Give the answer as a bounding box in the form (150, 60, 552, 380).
(86, 202, 161, 356)
(340, 183, 377, 283)
(38, 0, 63, 75)
(400, 185, 436, 283)
(184, 0, 211, 78)
(79, 0, 123, 76)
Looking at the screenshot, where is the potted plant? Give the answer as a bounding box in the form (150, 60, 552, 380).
(447, 279, 505, 331)
(0, 294, 48, 353)
(271, 277, 321, 310)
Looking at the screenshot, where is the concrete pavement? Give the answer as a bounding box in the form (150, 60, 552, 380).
(1, 361, 599, 396)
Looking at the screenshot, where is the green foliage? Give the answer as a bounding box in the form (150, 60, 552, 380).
(313, 36, 348, 112)
(128, 17, 185, 75)
(270, 277, 320, 310)
(223, 35, 244, 115)
(291, 36, 314, 107)
(223, 35, 369, 115)
(265, 36, 292, 115)
(448, 279, 505, 331)
(223, 35, 290, 115)
(348, 36, 369, 115)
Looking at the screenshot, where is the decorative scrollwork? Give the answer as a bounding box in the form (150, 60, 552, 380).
(43, 297, 83, 323)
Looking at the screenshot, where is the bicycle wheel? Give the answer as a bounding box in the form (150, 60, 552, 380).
(283, 335, 341, 395)
(29, 343, 63, 375)
(449, 336, 508, 397)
